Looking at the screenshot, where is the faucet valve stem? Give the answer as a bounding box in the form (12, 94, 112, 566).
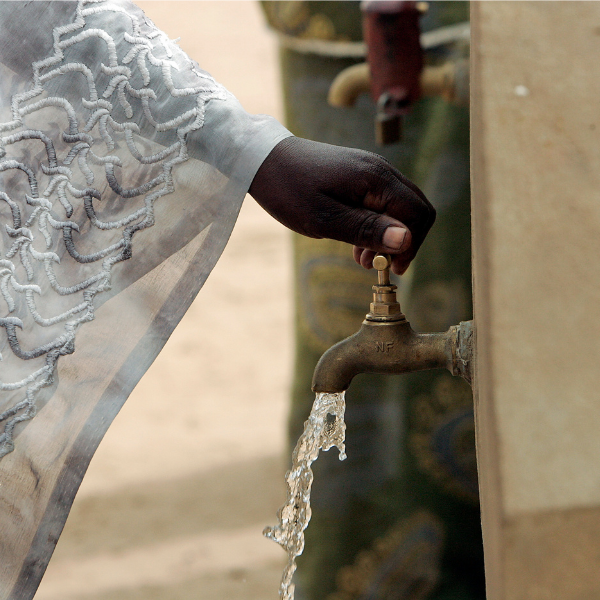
(367, 254, 406, 322)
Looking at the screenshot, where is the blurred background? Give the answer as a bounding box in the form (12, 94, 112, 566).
(36, 3, 292, 599)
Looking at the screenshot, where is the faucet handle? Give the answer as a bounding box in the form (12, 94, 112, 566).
(373, 253, 391, 286)
(373, 253, 391, 270)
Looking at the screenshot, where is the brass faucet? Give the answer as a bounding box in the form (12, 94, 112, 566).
(311, 254, 473, 393)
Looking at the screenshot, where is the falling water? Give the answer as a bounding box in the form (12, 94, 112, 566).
(264, 391, 347, 600)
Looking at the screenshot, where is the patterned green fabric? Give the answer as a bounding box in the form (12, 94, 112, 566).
(263, 3, 484, 599)
(261, 1, 363, 41)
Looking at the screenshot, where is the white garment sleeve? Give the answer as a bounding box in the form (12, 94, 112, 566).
(0, 2, 291, 598)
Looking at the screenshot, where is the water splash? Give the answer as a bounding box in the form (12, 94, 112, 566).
(264, 391, 347, 600)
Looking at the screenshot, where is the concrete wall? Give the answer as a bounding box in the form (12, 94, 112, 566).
(471, 3, 600, 598)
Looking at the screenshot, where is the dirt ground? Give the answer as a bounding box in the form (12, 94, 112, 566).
(35, 3, 292, 599)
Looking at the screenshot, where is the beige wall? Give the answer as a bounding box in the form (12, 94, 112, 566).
(471, 2, 600, 598)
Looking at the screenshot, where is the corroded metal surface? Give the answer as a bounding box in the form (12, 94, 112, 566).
(449, 320, 473, 385)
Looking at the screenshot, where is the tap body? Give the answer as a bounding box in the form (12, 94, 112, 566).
(311, 254, 473, 393)
(312, 317, 473, 393)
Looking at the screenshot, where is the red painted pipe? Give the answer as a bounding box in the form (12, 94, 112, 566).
(362, 1, 423, 116)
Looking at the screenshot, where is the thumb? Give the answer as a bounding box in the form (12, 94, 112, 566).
(381, 224, 412, 253)
(323, 206, 413, 254)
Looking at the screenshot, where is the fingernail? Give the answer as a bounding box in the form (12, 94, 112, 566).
(383, 226, 407, 250)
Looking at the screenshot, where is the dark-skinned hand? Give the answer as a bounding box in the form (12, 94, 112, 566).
(248, 136, 435, 275)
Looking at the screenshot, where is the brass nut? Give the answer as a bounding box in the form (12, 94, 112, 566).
(370, 302, 401, 316)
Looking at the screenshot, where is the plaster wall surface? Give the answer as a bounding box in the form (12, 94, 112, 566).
(471, 2, 600, 598)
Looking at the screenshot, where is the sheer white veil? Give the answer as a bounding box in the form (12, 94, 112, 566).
(0, 2, 290, 597)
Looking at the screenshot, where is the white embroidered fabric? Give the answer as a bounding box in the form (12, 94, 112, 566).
(0, 3, 293, 594)
(0, 0, 290, 460)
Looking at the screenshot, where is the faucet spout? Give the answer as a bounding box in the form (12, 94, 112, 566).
(311, 319, 473, 393)
(311, 254, 474, 393)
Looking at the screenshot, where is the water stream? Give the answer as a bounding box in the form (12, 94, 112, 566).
(264, 391, 347, 600)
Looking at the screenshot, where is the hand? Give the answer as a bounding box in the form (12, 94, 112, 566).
(249, 136, 435, 275)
